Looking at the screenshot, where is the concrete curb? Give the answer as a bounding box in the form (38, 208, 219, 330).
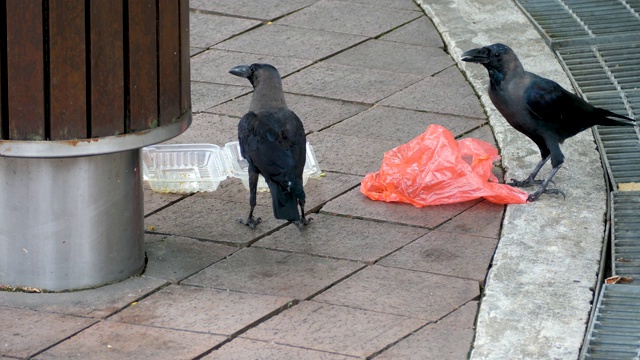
(416, 0, 606, 358)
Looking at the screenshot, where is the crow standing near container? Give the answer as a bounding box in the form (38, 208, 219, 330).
(229, 63, 310, 230)
(461, 43, 636, 201)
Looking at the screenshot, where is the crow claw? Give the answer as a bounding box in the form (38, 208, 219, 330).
(238, 216, 262, 230)
(527, 187, 565, 202)
(295, 216, 313, 231)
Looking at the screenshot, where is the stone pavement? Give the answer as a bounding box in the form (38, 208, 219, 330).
(0, 1, 603, 359)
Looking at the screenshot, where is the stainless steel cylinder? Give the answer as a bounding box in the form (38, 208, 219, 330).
(0, 149, 144, 291)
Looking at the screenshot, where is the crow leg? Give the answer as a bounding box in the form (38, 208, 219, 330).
(294, 199, 312, 230)
(238, 169, 262, 229)
(508, 155, 553, 187)
(527, 165, 565, 202)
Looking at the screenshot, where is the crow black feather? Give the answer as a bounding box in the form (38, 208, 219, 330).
(461, 43, 636, 201)
(230, 63, 310, 229)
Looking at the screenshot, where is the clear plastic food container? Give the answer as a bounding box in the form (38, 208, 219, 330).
(142, 142, 321, 194)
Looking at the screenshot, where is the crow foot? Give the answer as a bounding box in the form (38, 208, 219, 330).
(238, 216, 262, 230)
(294, 216, 312, 231)
(508, 177, 554, 188)
(527, 187, 565, 202)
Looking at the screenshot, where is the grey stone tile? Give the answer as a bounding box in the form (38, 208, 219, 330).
(183, 247, 363, 299)
(325, 39, 452, 76)
(378, 230, 498, 282)
(322, 188, 481, 229)
(306, 131, 399, 176)
(110, 284, 292, 336)
(189, 12, 261, 48)
(256, 213, 427, 263)
(191, 81, 249, 113)
(144, 234, 238, 282)
(461, 123, 498, 147)
(208, 92, 371, 134)
(437, 200, 505, 239)
(190, 49, 312, 86)
(205, 338, 359, 359)
(276, 0, 420, 37)
(206, 171, 361, 216)
(313, 265, 479, 320)
(190, 0, 317, 21)
(144, 194, 287, 246)
(0, 277, 166, 319)
(35, 321, 224, 360)
(190, 47, 206, 56)
(0, 306, 96, 359)
(380, 66, 486, 119)
(323, 105, 485, 144)
(285, 62, 423, 103)
(376, 301, 478, 360)
(213, 24, 367, 61)
(349, 0, 421, 11)
(380, 16, 444, 48)
(162, 112, 238, 146)
(242, 301, 425, 357)
(143, 184, 185, 215)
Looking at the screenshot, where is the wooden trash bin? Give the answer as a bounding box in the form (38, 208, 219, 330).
(0, 0, 191, 291)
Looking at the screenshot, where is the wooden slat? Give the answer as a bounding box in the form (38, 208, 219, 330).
(179, 0, 191, 114)
(89, 0, 124, 137)
(49, 0, 86, 140)
(158, 0, 181, 125)
(127, 0, 158, 132)
(6, 0, 44, 141)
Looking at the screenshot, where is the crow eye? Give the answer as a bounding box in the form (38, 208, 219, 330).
(494, 53, 501, 58)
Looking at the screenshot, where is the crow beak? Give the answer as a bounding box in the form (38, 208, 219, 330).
(229, 65, 251, 78)
(461, 47, 490, 64)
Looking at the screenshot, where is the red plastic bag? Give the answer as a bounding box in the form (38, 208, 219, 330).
(360, 124, 528, 206)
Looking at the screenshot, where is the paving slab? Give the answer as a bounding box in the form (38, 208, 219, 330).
(190, 49, 312, 87)
(191, 81, 249, 113)
(242, 301, 425, 358)
(322, 187, 481, 228)
(0, 276, 166, 319)
(276, 0, 420, 37)
(34, 321, 225, 360)
(378, 230, 498, 282)
(285, 62, 423, 103)
(144, 195, 286, 246)
(110, 284, 292, 336)
(380, 66, 486, 119)
(325, 39, 452, 76)
(0, 306, 96, 359)
(206, 338, 358, 360)
(162, 112, 237, 146)
(379, 16, 444, 48)
(207, 92, 371, 134)
(436, 200, 505, 239)
(255, 213, 427, 263)
(376, 301, 478, 360)
(143, 234, 238, 282)
(214, 24, 367, 61)
(349, 0, 422, 11)
(313, 265, 479, 320)
(323, 105, 485, 144)
(189, 12, 261, 49)
(182, 247, 364, 299)
(306, 131, 399, 176)
(143, 185, 185, 216)
(189, 0, 317, 21)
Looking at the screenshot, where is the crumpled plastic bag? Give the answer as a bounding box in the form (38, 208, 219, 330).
(360, 124, 528, 206)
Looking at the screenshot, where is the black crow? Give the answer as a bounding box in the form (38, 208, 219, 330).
(461, 43, 636, 201)
(229, 63, 310, 229)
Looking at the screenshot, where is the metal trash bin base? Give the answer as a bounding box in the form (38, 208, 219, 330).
(0, 149, 144, 291)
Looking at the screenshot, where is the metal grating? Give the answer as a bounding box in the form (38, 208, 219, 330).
(612, 192, 640, 277)
(582, 284, 640, 359)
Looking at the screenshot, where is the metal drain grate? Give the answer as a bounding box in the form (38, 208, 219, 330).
(582, 284, 640, 359)
(612, 192, 640, 277)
